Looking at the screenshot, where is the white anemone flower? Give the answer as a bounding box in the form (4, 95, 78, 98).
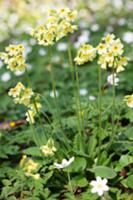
(50, 90, 59, 98)
(57, 42, 67, 51)
(80, 88, 88, 96)
(107, 74, 119, 86)
(1, 72, 11, 82)
(89, 95, 96, 101)
(123, 32, 133, 43)
(54, 157, 75, 169)
(90, 176, 109, 196)
(14, 70, 24, 76)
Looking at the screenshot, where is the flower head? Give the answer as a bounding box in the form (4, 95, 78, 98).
(8, 82, 25, 98)
(74, 44, 96, 65)
(19, 155, 40, 179)
(90, 176, 109, 196)
(97, 34, 127, 72)
(97, 43, 107, 54)
(31, 8, 77, 46)
(54, 157, 75, 169)
(0, 44, 26, 72)
(124, 94, 133, 108)
(9, 82, 41, 124)
(40, 138, 56, 156)
(103, 34, 115, 45)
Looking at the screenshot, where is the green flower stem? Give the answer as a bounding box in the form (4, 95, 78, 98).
(49, 46, 63, 131)
(27, 110, 40, 146)
(33, 100, 47, 142)
(68, 41, 82, 136)
(97, 64, 102, 160)
(108, 67, 116, 148)
(75, 65, 84, 132)
(39, 94, 55, 124)
(67, 169, 75, 200)
(25, 69, 46, 144)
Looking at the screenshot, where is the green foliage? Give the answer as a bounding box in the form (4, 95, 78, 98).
(0, 1, 133, 199)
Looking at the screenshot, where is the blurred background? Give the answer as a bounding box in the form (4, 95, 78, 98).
(0, 0, 133, 121)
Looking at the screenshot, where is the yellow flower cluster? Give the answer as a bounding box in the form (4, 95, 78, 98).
(74, 34, 127, 73)
(97, 34, 127, 72)
(40, 138, 57, 156)
(8, 82, 41, 123)
(20, 155, 40, 180)
(0, 44, 26, 72)
(31, 8, 77, 46)
(124, 94, 133, 108)
(74, 44, 96, 65)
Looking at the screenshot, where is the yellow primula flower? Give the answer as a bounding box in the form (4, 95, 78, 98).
(0, 44, 26, 72)
(74, 44, 96, 65)
(19, 155, 27, 167)
(97, 43, 107, 54)
(26, 159, 39, 173)
(20, 97, 31, 106)
(0, 53, 9, 63)
(105, 51, 114, 67)
(20, 155, 40, 179)
(25, 173, 40, 180)
(26, 109, 36, 124)
(110, 39, 123, 56)
(59, 8, 70, 18)
(97, 34, 127, 72)
(67, 10, 77, 22)
(9, 83, 33, 104)
(25, 102, 42, 124)
(124, 94, 133, 108)
(31, 8, 77, 46)
(103, 33, 115, 45)
(116, 56, 127, 73)
(98, 54, 107, 69)
(5, 45, 18, 56)
(23, 88, 34, 99)
(40, 138, 57, 156)
(8, 82, 25, 98)
(29, 102, 42, 111)
(9, 82, 41, 124)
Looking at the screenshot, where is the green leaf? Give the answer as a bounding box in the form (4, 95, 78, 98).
(67, 157, 87, 173)
(126, 127, 133, 140)
(121, 175, 133, 189)
(93, 166, 117, 179)
(72, 176, 88, 187)
(125, 110, 133, 122)
(73, 134, 85, 153)
(23, 147, 42, 157)
(87, 135, 97, 157)
(115, 155, 133, 172)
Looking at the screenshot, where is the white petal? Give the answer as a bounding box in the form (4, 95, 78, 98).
(68, 157, 75, 164)
(54, 163, 63, 169)
(91, 187, 97, 193)
(90, 180, 96, 186)
(96, 176, 102, 182)
(97, 190, 104, 196)
(103, 178, 108, 185)
(104, 185, 109, 191)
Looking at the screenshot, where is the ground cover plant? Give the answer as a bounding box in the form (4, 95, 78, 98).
(0, 1, 133, 200)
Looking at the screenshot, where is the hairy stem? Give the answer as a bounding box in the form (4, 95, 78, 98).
(67, 169, 75, 200)
(68, 41, 82, 137)
(97, 64, 102, 161)
(49, 46, 63, 131)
